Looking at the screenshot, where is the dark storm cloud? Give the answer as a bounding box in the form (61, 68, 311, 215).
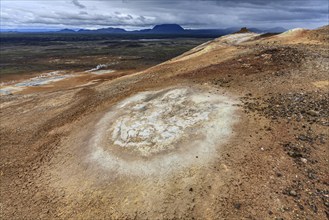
(71, 0, 86, 9)
(1, 0, 328, 30)
(21, 10, 154, 27)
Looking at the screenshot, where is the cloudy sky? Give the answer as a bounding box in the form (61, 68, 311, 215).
(1, 0, 328, 30)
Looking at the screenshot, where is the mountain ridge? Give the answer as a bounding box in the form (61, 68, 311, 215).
(1, 24, 287, 35)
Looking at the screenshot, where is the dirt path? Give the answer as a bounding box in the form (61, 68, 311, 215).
(1, 26, 328, 219)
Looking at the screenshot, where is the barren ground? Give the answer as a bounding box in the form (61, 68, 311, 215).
(1, 27, 329, 219)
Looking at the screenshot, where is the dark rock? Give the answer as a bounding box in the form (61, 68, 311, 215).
(235, 27, 250, 33)
(276, 172, 282, 177)
(298, 204, 304, 210)
(234, 202, 241, 209)
(308, 172, 316, 179)
(310, 203, 318, 213)
(242, 92, 329, 126)
(288, 151, 302, 158)
(297, 134, 313, 142)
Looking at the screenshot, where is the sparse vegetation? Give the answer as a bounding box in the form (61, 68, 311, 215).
(0, 33, 209, 78)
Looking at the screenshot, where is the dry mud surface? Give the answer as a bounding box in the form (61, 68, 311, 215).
(1, 26, 329, 219)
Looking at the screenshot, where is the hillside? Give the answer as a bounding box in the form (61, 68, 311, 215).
(0, 26, 328, 219)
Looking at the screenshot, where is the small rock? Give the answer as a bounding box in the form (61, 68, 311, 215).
(307, 110, 319, 117)
(283, 207, 290, 211)
(308, 172, 316, 179)
(288, 151, 295, 157)
(234, 202, 241, 209)
(289, 190, 297, 197)
(288, 151, 302, 158)
(298, 204, 304, 210)
(300, 158, 307, 163)
(310, 204, 318, 213)
(297, 135, 308, 141)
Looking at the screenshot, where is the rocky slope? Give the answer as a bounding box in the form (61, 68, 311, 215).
(0, 26, 328, 219)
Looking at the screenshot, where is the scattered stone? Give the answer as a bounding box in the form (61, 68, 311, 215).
(300, 158, 307, 163)
(297, 134, 313, 142)
(189, 188, 193, 192)
(242, 92, 329, 126)
(308, 172, 316, 179)
(283, 142, 310, 161)
(307, 110, 319, 117)
(234, 202, 241, 209)
(289, 190, 297, 197)
(283, 207, 290, 212)
(276, 172, 283, 177)
(288, 151, 302, 158)
(309, 203, 318, 213)
(298, 204, 304, 210)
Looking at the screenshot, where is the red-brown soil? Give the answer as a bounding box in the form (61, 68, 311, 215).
(1, 26, 328, 219)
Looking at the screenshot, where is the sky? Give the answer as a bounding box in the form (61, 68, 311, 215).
(1, 0, 328, 30)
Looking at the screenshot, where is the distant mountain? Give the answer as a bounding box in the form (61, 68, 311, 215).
(78, 27, 126, 33)
(58, 29, 76, 33)
(1, 24, 287, 36)
(151, 24, 185, 33)
(130, 24, 185, 34)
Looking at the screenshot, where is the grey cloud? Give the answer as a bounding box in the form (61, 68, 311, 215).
(24, 11, 155, 27)
(72, 0, 86, 9)
(99, 0, 328, 27)
(1, 0, 328, 30)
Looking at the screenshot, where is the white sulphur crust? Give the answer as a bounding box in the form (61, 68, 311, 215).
(89, 86, 238, 176)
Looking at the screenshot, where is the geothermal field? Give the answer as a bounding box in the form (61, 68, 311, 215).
(1, 27, 329, 219)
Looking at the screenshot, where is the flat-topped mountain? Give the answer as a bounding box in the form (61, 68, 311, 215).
(58, 28, 76, 33)
(78, 27, 126, 33)
(151, 24, 185, 33)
